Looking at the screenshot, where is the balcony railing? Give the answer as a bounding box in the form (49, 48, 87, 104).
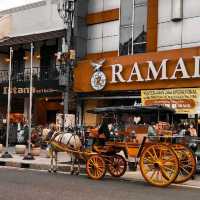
(0, 66, 59, 84)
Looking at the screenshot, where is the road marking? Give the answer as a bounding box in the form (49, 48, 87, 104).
(1, 166, 200, 189)
(172, 183, 200, 189)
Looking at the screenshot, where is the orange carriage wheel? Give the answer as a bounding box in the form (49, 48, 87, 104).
(172, 144, 196, 184)
(140, 144, 179, 187)
(86, 155, 106, 180)
(108, 155, 127, 177)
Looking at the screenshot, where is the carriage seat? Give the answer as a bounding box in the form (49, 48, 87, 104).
(92, 144, 113, 153)
(125, 125, 148, 144)
(89, 128, 123, 143)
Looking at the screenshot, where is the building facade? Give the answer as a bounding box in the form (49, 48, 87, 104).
(0, 0, 74, 125)
(74, 0, 200, 130)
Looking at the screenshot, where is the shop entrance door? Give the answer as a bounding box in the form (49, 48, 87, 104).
(46, 110, 58, 124)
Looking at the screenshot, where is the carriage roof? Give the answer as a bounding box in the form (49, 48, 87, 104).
(87, 105, 175, 114)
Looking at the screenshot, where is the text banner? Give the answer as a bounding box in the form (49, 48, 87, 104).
(141, 88, 200, 114)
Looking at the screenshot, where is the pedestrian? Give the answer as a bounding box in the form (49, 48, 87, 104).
(23, 120, 29, 145)
(147, 122, 157, 138)
(188, 123, 197, 137)
(46, 123, 57, 141)
(178, 124, 186, 136)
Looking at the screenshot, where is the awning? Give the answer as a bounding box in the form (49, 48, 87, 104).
(87, 105, 175, 114)
(0, 29, 65, 46)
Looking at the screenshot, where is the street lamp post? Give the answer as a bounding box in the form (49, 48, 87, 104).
(1, 47, 13, 158)
(57, 0, 76, 130)
(23, 43, 34, 160)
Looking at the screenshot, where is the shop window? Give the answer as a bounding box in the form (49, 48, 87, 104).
(119, 0, 147, 55)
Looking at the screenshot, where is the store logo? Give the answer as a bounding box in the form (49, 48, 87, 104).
(2, 87, 57, 95)
(90, 59, 107, 91)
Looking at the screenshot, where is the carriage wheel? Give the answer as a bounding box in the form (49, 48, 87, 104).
(86, 155, 106, 180)
(172, 144, 196, 184)
(140, 144, 179, 187)
(108, 155, 127, 177)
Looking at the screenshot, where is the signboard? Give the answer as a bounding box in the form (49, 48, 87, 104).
(56, 114, 76, 130)
(141, 88, 200, 114)
(56, 113, 64, 130)
(64, 114, 75, 129)
(0, 86, 61, 97)
(74, 47, 200, 92)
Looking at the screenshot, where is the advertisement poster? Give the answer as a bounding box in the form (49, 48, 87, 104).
(56, 113, 63, 130)
(64, 114, 75, 129)
(141, 88, 200, 114)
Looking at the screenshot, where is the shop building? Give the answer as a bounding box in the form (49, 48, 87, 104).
(74, 0, 200, 129)
(0, 0, 81, 125)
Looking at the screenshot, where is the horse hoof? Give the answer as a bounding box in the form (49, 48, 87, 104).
(53, 169, 57, 173)
(75, 171, 79, 176)
(48, 169, 52, 173)
(70, 170, 74, 175)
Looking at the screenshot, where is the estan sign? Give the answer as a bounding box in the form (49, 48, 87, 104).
(2, 87, 58, 95)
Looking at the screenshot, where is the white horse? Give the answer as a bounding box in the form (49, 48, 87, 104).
(48, 131, 82, 175)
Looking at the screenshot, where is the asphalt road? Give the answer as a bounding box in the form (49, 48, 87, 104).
(0, 167, 199, 200)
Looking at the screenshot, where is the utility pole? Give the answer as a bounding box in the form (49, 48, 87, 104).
(57, 0, 76, 131)
(1, 47, 13, 158)
(23, 42, 34, 160)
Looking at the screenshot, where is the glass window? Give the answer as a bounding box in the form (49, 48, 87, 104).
(119, 26, 132, 55)
(134, 5, 147, 29)
(120, 0, 134, 26)
(103, 35, 119, 52)
(119, 0, 147, 55)
(135, 0, 146, 6)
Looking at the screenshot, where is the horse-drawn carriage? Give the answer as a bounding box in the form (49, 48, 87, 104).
(48, 105, 196, 187)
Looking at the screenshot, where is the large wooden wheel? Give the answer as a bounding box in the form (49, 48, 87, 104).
(86, 155, 106, 180)
(172, 144, 196, 184)
(108, 155, 127, 177)
(140, 144, 179, 187)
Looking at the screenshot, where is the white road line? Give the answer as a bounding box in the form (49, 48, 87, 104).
(1, 166, 200, 189)
(172, 183, 200, 189)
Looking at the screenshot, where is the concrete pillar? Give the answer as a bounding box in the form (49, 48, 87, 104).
(24, 97, 29, 121)
(76, 99, 82, 126)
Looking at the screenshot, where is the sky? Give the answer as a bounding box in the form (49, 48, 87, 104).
(0, 0, 41, 11)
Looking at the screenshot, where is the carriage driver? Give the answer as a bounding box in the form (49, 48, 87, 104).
(97, 117, 113, 145)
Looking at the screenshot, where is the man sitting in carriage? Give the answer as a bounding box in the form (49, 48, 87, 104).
(97, 117, 111, 145)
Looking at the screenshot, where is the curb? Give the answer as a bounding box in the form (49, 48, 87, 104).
(1, 160, 200, 189)
(0, 160, 86, 173)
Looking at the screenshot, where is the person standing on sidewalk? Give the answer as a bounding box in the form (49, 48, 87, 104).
(46, 123, 58, 141)
(23, 120, 29, 145)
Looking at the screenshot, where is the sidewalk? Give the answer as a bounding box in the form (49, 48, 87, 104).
(0, 147, 200, 188)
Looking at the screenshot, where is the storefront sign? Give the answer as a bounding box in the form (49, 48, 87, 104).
(141, 88, 200, 114)
(2, 86, 58, 95)
(75, 47, 200, 92)
(90, 56, 200, 91)
(110, 57, 200, 83)
(90, 59, 106, 91)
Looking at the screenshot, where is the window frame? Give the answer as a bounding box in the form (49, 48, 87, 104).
(119, 0, 147, 56)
